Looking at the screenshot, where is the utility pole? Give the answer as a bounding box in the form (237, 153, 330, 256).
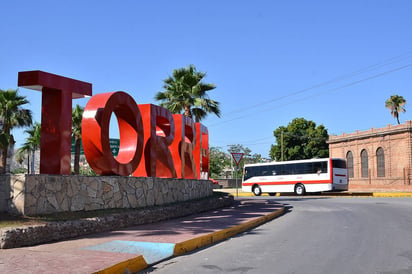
(230, 157, 233, 178)
(281, 131, 284, 161)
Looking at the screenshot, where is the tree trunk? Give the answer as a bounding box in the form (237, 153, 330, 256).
(27, 153, 30, 174)
(184, 105, 192, 118)
(1, 147, 7, 174)
(74, 137, 81, 174)
(31, 150, 35, 174)
(8, 142, 14, 173)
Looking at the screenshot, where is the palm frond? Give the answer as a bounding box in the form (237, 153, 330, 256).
(154, 65, 220, 122)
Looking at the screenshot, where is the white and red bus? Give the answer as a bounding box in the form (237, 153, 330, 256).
(242, 158, 348, 196)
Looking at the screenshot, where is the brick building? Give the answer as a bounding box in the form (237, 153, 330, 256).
(328, 121, 412, 191)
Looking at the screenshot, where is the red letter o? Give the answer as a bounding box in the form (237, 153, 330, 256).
(82, 91, 143, 175)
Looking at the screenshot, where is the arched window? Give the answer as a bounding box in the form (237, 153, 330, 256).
(346, 151, 354, 178)
(361, 149, 368, 178)
(376, 147, 385, 177)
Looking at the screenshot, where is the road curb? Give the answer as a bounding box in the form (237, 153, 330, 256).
(94, 255, 148, 274)
(173, 206, 285, 256)
(372, 192, 412, 197)
(94, 206, 285, 273)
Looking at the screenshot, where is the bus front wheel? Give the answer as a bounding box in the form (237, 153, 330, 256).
(294, 184, 306, 196)
(252, 185, 262, 196)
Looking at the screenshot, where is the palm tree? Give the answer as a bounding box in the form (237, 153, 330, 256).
(16, 122, 41, 174)
(0, 131, 8, 168)
(72, 104, 84, 174)
(385, 95, 406, 124)
(0, 89, 32, 174)
(154, 65, 221, 122)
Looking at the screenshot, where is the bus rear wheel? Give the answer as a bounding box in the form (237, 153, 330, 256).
(252, 185, 262, 196)
(294, 184, 306, 196)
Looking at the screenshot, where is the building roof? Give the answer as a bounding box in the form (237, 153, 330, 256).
(328, 120, 412, 144)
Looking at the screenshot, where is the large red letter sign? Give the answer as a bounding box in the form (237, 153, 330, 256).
(194, 123, 209, 179)
(17, 70, 210, 178)
(172, 114, 197, 179)
(82, 92, 144, 175)
(133, 104, 177, 178)
(18, 71, 92, 175)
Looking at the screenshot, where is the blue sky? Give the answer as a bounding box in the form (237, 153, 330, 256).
(1, 0, 411, 157)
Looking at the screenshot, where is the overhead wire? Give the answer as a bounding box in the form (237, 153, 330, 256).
(213, 52, 412, 119)
(209, 53, 412, 150)
(208, 61, 412, 127)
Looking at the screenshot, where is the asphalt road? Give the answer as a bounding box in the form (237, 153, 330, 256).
(142, 197, 412, 274)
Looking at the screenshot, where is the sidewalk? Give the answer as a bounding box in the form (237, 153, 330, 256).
(0, 199, 285, 274)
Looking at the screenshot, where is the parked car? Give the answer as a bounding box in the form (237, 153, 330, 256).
(209, 178, 222, 189)
(210, 178, 219, 184)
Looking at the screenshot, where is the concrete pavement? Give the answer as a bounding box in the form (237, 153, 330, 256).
(0, 199, 285, 274)
(217, 188, 412, 197)
(2, 189, 410, 273)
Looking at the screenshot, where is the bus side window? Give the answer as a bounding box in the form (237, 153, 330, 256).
(322, 162, 327, 173)
(244, 168, 250, 180)
(284, 164, 294, 175)
(257, 166, 265, 176)
(283, 164, 289, 175)
(313, 162, 327, 174)
(245, 167, 256, 180)
(314, 161, 327, 173)
(264, 165, 273, 176)
(295, 163, 305, 174)
(268, 166, 276, 175)
(303, 163, 312, 174)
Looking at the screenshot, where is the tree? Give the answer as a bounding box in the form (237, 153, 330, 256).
(16, 122, 41, 174)
(209, 144, 262, 179)
(0, 89, 32, 174)
(270, 118, 329, 161)
(154, 65, 221, 122)
(229, 146, 263, 165)
(247, 153, 263, 164)
(385, 95, 406, 124)
(209, 146, 231, 178)
(72, 104, 84, 175)
(227, 144, 260, 178)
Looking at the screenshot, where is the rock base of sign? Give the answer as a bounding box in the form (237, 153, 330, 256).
(1, 174, 213, 216)
(0, 192, 234, 249)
